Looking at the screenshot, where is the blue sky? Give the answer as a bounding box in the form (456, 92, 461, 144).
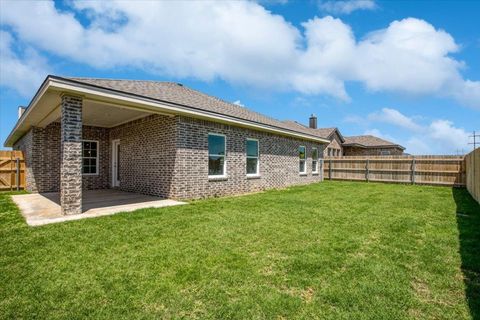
(0, 0, 479, 154)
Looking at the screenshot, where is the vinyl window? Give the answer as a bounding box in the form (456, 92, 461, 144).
(246, 139, 259, 176)
(82, 140, 98, 175)
(208, 134, 226, 177)
(299, 146, 306, 174)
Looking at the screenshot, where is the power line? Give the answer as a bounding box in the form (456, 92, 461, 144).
(469, 130, 480, 150)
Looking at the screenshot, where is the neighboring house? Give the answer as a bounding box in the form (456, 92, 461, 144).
(316, 127, 344, 157)
(4, 76, 330, 215)
(283, 116, 344, 157)
(282, 116, 404, 157)
(342, 135, 405, 156)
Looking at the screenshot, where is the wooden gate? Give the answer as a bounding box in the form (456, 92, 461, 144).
(0, 150, 25, 191)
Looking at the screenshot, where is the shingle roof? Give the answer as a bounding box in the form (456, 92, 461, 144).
(315, 127, 337, 138)
(281, 121, 342, 141)
(343, 135, 405, 149)
(65, 77, 327, 140)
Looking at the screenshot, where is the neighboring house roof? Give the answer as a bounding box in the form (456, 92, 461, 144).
(343, 135, 405, 150)
(4, 76, 330, 146)
(281, 121, 345, 142)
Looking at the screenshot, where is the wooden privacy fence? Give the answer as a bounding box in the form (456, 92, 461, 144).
(465, 148, 480, 203)
(0, 150, 25, 191)
(323, 155, 466, 187)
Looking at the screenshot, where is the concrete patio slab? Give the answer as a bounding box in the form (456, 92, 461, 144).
(11, 189, 186, 226)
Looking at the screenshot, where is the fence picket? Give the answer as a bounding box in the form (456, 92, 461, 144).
(323, 155, 465, 187)
(0, 151, 25, 190)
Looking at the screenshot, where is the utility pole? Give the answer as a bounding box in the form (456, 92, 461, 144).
(469, 131, 479, 151)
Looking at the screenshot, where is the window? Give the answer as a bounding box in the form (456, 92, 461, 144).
(299, 146, 306, 174)
(82, 140, 98, 175)
(327, 148, 331, 157)
(246, 139, 259, 176)
(208, 134, 226, 177)
(312, 147, 318, 173)
(380, 150, 391, 155)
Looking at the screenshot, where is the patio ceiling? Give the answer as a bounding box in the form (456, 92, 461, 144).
(41, 98, 155, 128)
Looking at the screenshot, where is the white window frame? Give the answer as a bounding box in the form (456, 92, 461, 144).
(312, 147, 318, 174)
(380, 150, 391, 155)
(246, 138, 260, 177)
(208, 133, 227, 179)
(299, 145, 307, 175)
(82, 139, 99, 176)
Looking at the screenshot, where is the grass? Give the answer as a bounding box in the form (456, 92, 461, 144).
(0, 181, 479, 319)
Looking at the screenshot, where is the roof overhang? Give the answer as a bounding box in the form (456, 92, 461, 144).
(5, 76, 330, 147)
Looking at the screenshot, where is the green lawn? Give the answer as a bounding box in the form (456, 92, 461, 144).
(0, 181, 479, 319)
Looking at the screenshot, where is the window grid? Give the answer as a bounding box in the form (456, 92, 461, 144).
(82, 140, 98, 175)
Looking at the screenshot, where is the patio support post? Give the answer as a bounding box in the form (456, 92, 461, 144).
(60, 94, 83, 215)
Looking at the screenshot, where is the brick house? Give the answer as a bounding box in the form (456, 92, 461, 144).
(280, 116, 404, 157)
(4, 76, 330, 215)
(342, 135, 405, 156)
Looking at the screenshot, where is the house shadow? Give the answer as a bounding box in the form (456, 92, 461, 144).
(452, 187, 480, 319)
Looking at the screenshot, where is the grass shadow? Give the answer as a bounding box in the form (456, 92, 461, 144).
(453, 187, 480, 320)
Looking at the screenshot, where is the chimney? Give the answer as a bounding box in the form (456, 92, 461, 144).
(309, 114, 317, 129)
(18, 106, 26, 119)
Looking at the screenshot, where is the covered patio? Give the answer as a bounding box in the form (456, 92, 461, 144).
(6, 76, 180, 216)
(11, 189, 185, 226)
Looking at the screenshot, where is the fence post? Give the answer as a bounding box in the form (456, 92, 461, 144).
(329, 159, 332, 180)
(16, 157, 20, 191)
(366, 159, 370, 182)
(411, 157, 416, 185)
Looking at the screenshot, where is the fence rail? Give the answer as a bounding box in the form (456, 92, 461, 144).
(323, 155, 465, 187)
(0, 150, 25, 191)
(465, 148, 479, 203)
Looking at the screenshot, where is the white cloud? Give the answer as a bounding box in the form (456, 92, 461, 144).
(0, 1, 478, 107)
(404, 137, 432, 154)
(0, 31, 50, 96)
(428, 119, 470, 150)
(233, 100, 244, 107)
(368, 108, 422, 131)
(319, 0, 377, 15)
(360, 108, 471, 154)
(353, 18, 480, 108)
(363, 128, 398, 143)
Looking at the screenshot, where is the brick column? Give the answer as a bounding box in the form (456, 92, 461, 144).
(60, 94, 83, 215)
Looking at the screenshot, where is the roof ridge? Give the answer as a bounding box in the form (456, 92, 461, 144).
(66, 76, 179, 85)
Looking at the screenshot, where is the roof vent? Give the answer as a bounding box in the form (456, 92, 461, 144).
(309, 114, 317, 129)
(18, 106, 27, 119)
(177, 83, 183, 86)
